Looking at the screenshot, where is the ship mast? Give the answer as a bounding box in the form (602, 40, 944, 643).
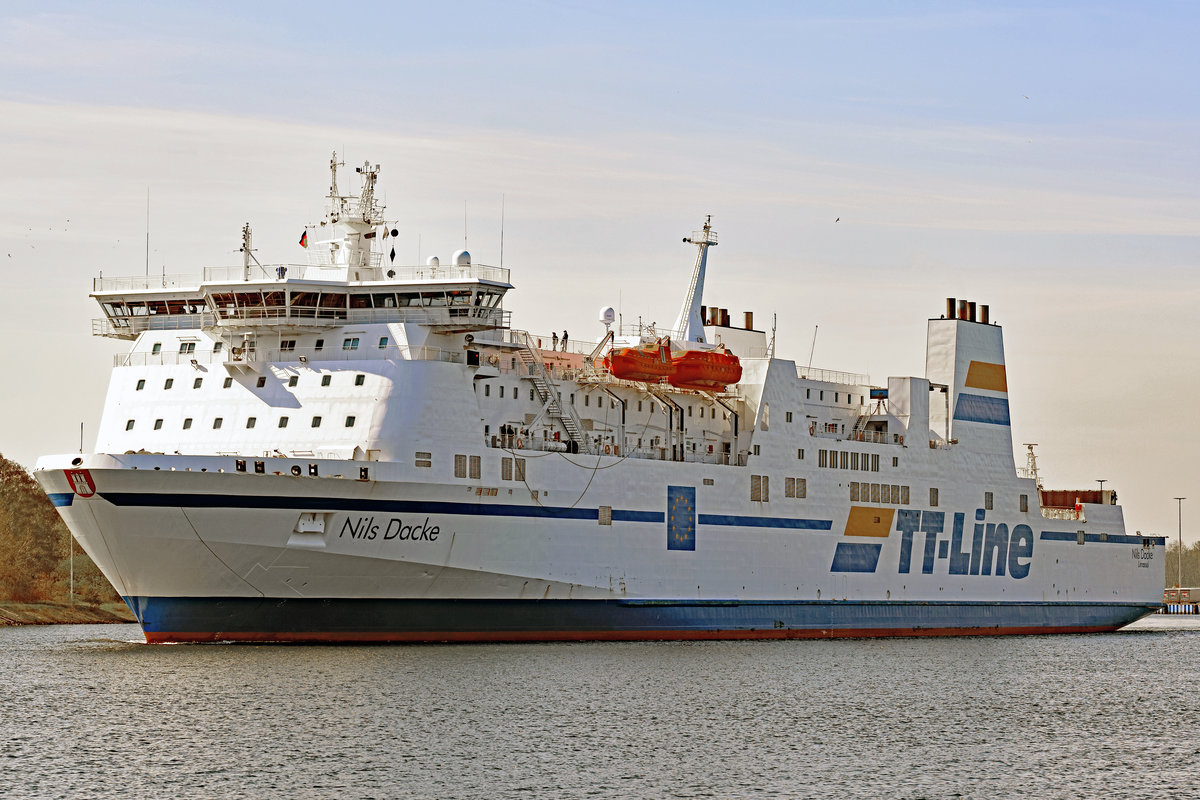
(674, 215, 718, 344)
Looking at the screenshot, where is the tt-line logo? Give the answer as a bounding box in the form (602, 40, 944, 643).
(895, 509, 1034, 578)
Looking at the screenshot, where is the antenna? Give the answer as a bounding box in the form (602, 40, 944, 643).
(463, 201, 469, 249)
(768, 313, 777, 359)
(500, 194, 505, 269)
(806, 325, 818, 374)
(145, 187, 150, 276)
(79, 421, 83, 454)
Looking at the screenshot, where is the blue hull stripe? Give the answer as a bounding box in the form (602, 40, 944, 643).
(830, 542, 884, 572)
(698, 514, 832, 530)
(96, 492, 832, 531)
(953, 393, 1011, 426)
(124, 596, 1160, 641)
(1041, 531, 1167, 546)
(48, 492, 74, 507)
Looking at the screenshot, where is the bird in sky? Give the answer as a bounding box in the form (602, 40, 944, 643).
(835, 217, 840, 223)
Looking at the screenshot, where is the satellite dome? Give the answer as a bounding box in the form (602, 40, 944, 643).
(426, 256, 440, 266)
(452, 249, 471, 266)
(599, 306, 616, 325)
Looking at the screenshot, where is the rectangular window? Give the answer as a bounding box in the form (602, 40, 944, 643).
(164, 378, 174, 390)
(598, 506, 612, 526)
(871, 483, 880, 503)
(342, 337, 360, 351)
(125, 419, 135, 430)
(213, 418, 223, 429)
(818, 449, 827, 468)
(223, 377, 233, 389)
(751, 475, 762, 502)
(891, 485, 900, 504)
(345, 416, 356, 427)
(182, 417, 193, 430)
(786, 411, 793, 423)
(501, 386, 506, 399)
(761, 475, 769, 502)
(806, 388, 811, 399)
(311, 416, 322, 428)
(280, 340, 296, 352)
(246, 417, 257, 429)
(321, 375, 331, 387)
(785, 477, 795, 498)
(151, 343, 161, 355)
(314, 339, 325, 351)
(178, 342, 196, 354)
(355, 374, 365, 386)
(469, 455, 481, 480)
(502, 457, 513, 481)
(454, 454, 467, 479)
(797, 449, 804, 460)
(849, 481, 859, 501)
(638, 401, 643, 412)
(515, 458, 526, 482)
(930, 487, 939, 507)
(288, 375, 298, 387)
(193, 377, 203, 389)
(851, 452, 859, 470)
(839, 451, 848, 469)
(529, 389, 535, 401)
(901, 485, 910, 505)
(871, 454, 880, 472)
(485, 384, 491, 397)
(212, 341, 223, 353)
(278, 416, 289, 428)
(136, 379, 145, 391)
(795, 478, 806, 499)
(1020, 493, 1028, 513)
(256, 377, 266, 388)
(985, 491, 994, 510)
(378, 337, 388, 349)
(753, 444, 761, 456)
(153, 419, 163, 430)
(892, 456, 899, 467)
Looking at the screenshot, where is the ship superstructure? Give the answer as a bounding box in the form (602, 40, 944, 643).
(36, 155, 1165, 642)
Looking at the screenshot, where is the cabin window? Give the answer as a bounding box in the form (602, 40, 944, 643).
(163, 378, 173, 390)
(849, 482, 859, 501)
(901, 486, 910, 505)
(182, 418, 192, 430)
(985, 491, 994, 510)
(317, 375, 329, 387)
(638, 401, 643, 412)
(786, 411, 793, 423)
(125, 419, 135, 430)
(223, 377, 233, 389)
(835, 393, 839, 403)
(1020, 494, 1028, 513)
(469, 455, 481, 480)
(753, 445, 761, 456)
(930, 487, 939, 507)
(529, 389, 535, 401)
(871, 454, 880, 472)
(343, 338, 360, 351)
(650, 402, 656, 414)
(514, 387, 519, 401)
(136, 379, 145, 391)
(806, 389, 811, 399)
(280, 340, 296, 352)
(345, 416, 356, 427)
(818, 449, 827, 468)
(153, 419, 163, 430)
(571, 393, 575, 405)
(840, 451, 848, 469)
(795, 478, 807, 498)
(851, 452, 859, 470)
(213, 418, 223, 430)
(314, 339, 325, 351)
(256, 377, 266, 388)
(151, 343, 162, 355)
(584, 394, 589, 406)
(311, 416, 322, 428)
(502, 386, 507, 399)
(750, 475, 769, 502)
(485, 385, 491, 397)
(178, 342, 196, 354)
(819, 391, 824, 401)
(278, 417, 289, 428)
(892, 456, 899, 467)
(193, 378, 203, 389)
(760, 403, 768, 430)
(502, 457, 513, 481)
(246, 417, 257, 429)
(288, 375, 298, 388)
(515, 458, 526, 481)
(454, 455, 467, 479)
(378, 337, 388, 349)
(797, 449, 804, 460)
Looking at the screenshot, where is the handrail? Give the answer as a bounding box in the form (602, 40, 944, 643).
(113, 342, 465, 368)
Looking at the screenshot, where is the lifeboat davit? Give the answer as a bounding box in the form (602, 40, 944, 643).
(603, 338, 674, 382)
(667, 346, 742, 391)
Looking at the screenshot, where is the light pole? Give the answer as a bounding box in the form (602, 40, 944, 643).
(1097, 479, 1106, 501)
(1174, 497, 1186, 589)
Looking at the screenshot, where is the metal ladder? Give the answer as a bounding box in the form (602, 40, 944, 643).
(513, 331, 590, 453)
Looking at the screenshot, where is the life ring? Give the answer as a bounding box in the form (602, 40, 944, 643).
(809, 423, 815, 435)
(487, 354, 499, 366)
(898, 435, 904, 446)
(604, 444, 611, 455)
(515, 438, 524, 449)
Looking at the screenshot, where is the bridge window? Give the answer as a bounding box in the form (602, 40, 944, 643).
(178, 342, 196, 354)
(342, 337, 360, 351)
(151, 343, 161, 355)
(280, 340, 296, 352)
(378, 337, 388, 349)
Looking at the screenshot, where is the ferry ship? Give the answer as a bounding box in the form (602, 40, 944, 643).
(35, 155, 1165, 642)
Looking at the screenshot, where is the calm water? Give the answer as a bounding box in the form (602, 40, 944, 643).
(2, 617, 1199, 799)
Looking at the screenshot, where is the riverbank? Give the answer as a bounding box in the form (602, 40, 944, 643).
(0, 601, 135, 626)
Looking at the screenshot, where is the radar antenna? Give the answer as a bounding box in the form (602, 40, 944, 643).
(1020, 443, 1043, 489)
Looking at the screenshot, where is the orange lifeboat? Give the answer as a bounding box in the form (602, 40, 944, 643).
(603, 338, 674, 382)
(668, 346, 742, 391)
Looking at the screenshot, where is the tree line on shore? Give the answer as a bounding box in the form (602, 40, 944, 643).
(0, 454, 117, 605)
(1163, 540, 1200, 589)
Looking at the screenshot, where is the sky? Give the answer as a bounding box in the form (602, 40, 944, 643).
(0, 1, 1197, 541)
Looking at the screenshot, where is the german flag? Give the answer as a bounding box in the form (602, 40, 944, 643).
(299, 230, 308, 248)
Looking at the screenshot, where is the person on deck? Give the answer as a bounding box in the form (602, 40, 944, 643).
(561, 330, 568, 351)
(551, 331, 558, 351)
